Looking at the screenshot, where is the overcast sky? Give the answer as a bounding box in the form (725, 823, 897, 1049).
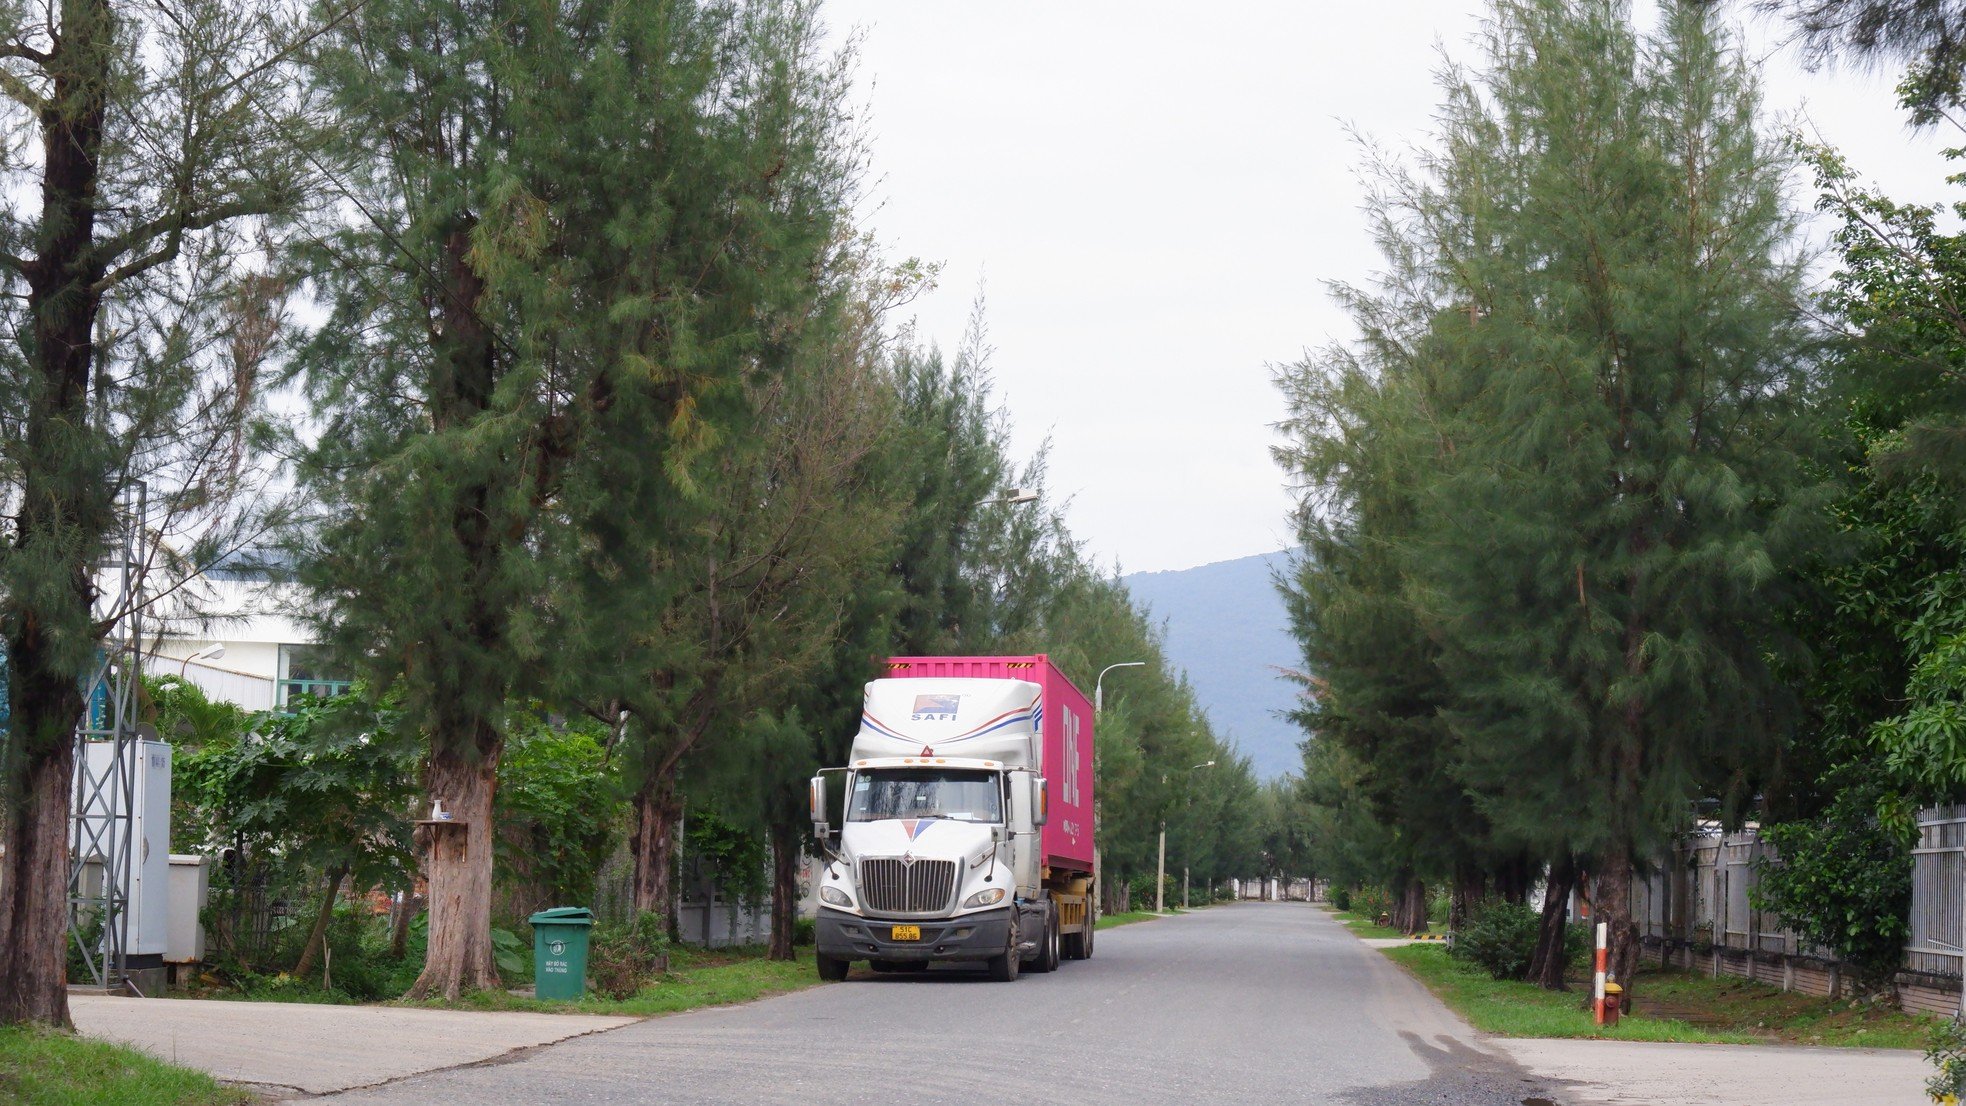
(822, 1, 1954, 575)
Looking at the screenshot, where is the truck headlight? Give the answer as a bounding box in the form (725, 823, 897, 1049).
(820, 886, 853, 908)
(963, 887, 1005, 908)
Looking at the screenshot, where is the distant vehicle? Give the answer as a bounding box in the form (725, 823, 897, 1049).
(809, 655, 1096, 981)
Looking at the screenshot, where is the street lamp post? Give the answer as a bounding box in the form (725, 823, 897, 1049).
(1092, 661, 1143, 918)
(1157, 759, 1214, 914)
(1094, 661, 1144, 714)
(179, 643, 224, 678)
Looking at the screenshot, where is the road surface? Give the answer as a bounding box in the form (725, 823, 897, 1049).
(317, 902, 1556, 1105)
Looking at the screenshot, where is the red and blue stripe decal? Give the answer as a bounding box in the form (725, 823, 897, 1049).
(860, 696, 1040, 746)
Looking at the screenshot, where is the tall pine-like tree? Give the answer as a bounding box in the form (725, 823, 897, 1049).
(1278, 0, 1820, 1001)
(293, 0, 855, 998)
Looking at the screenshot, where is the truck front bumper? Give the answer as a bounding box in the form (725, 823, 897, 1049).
(815, 906, 1012, 963)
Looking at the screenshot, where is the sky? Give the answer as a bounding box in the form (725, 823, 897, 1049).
(820, 1, 1960, 575)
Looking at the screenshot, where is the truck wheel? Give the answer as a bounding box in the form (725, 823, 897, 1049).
(1022, 904, 1052, 973)
(1069, 911, 1100, 966)
(816, 954, 849, 982)
(988, 923, 1021, 982)
(1042, 906, 1061, 972)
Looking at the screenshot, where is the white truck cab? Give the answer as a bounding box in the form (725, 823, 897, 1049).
(810, 667, 1093, 981)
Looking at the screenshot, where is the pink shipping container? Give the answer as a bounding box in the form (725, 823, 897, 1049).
(878, 655, 1096, 875)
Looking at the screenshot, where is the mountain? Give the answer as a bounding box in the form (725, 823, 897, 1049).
(1121, 551, 1304, 780)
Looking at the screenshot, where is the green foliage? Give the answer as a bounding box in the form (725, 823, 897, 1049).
(175, 691, 418, 891)
(490, 928, 529, 980)
(0, 1025, 252, 1106)
(1928, 1016, 1966, 1100)
(586, 914, 673, 1001)
(682, 806, 770, 903)
(1274, 0, 1819, 939)
(1329, 887, 1353, 912)
(1450, 900, 1541, 982)
(1752, 777, 1913, 986)
(497, 712, 620, 909)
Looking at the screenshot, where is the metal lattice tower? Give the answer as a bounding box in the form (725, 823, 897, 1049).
(67, 482, 146, 992)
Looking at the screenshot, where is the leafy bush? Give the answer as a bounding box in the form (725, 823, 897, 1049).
(1428, 888, 1451, 926)
(587, 914, 670, 1000)
(1351, 885, 1392, 923)
(1752, 776, 1912, 989)
(1929, 1017, 1966, 1101)
(1329, 887, 1353, 912)
(491, 927, 530, 980)
(1450, 899, 1540, 981)
(793, 917, 816, 947)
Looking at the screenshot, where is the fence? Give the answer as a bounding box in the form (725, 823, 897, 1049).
(1631, 808, 1963, 1016)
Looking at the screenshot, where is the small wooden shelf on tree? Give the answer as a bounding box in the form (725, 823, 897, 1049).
(414, 818, 469, 827)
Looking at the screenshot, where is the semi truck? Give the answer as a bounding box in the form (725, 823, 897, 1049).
(809, 655, 1096, 981)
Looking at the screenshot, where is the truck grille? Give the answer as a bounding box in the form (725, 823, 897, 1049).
(859, 858, 958, 915)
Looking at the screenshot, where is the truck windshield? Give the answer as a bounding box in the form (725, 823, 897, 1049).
(848, 769, 1002, 824)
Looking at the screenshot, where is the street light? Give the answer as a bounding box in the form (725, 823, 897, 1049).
(179, 643, 224, 678)
(993, 487, 1040, 505)
(1090, 660, 1143, 917)
(1095, 661, 1145, 714)
(1158, 760, 1214, 914)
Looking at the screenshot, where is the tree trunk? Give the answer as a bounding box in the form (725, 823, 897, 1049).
(0, 733, 79, 1027)
(1528, 859, 1576, 991)
(294, 865, 348, 980)
(0, 0, 115, 1031)
(630, 774, 682, 939)
(1600, 847, 1640, 1012)
(767, 819, 798, 962)
(1450, 865, 1485, 931)
(1395, 877, 1427, 934)
(407, 746, 501, 999)
(389, 886, 416, 960)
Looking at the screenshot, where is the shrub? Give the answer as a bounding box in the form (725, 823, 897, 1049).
(587, 914, 670, 1000)
(1450, 899, 1540, 981)
(1330, 887, 1353, 912)
(793, 917, 816, 947)
(1427, 888, 1451, 926)
(1752, 776, 1912, 990)
(1351, 885, 1393, 923)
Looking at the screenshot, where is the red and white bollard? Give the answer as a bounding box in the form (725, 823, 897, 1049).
(1593, 921, 1608, 1025)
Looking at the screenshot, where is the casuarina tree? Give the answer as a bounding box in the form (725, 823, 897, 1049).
(1276, 0, 1821, 1004)
(293, 0, 856, 998)
(1407, 0, 1818, 1002)
(0, 0, 309, 1026)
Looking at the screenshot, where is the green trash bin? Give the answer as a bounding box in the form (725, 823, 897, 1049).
(528, 907, 595, 1000)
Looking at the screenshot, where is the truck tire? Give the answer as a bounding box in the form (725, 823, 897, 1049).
(1030, 904, 1060, 973)
(988, 923, 1021, 982)
(1064, 909, 1094, 960)
(816, 954, 849, 982)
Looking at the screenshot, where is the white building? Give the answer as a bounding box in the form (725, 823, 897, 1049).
(144, 553, 349, 712)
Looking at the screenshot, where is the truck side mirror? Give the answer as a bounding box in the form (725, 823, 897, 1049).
(1033, 777, 1049, 827)
(809, 776, 829, 838)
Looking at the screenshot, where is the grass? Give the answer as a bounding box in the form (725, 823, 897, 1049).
(404, 944, 818, 1016)
(1636, 967, 1934, 1049)
(0, 1026, 252, 1106)
(1096, 910, 1165, 930)
(1381, 943, 1936, 1048)
(1327, 907, 1441, 941)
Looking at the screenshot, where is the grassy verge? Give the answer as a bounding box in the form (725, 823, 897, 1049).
(1383, 943, 1933, 1048)
(1329, 909, 1437, 941)
(0, 1026, 252, 1106)
(406, 944, 817, 1016)
(1096, 910, 1163, 929)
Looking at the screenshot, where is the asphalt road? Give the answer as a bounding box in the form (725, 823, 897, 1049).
(318, 902, 1564, 1106)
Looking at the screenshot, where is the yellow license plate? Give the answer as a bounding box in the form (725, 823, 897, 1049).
(890, 925, 921, 941)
